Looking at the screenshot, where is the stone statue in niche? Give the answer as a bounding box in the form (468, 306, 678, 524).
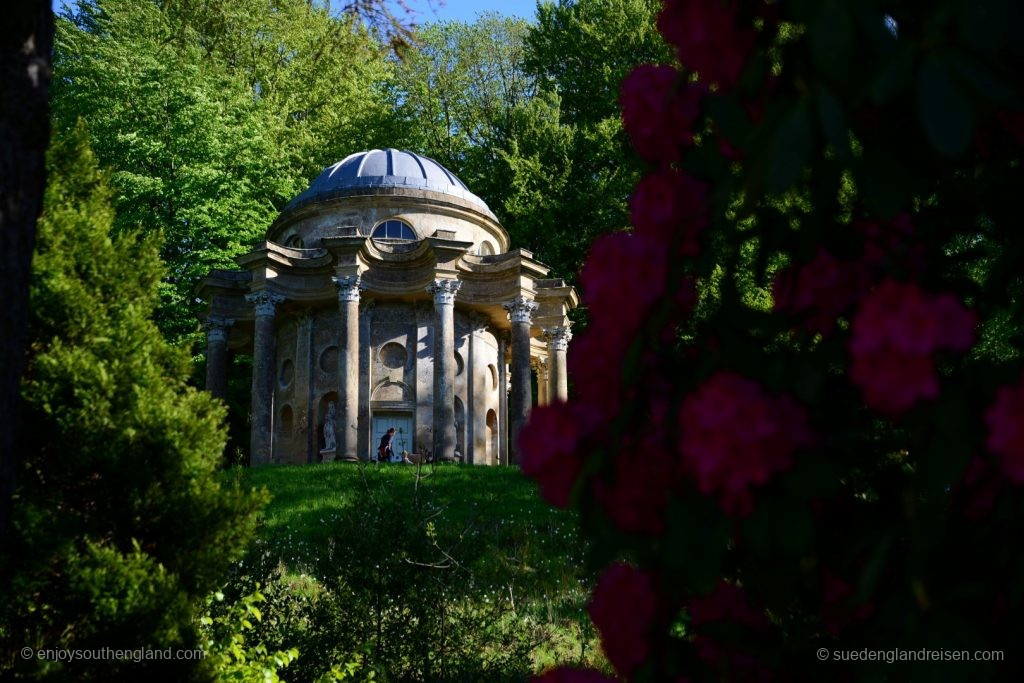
(322, 402, 337, 452)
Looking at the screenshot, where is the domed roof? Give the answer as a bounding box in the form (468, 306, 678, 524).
(284, 148, 493, 216)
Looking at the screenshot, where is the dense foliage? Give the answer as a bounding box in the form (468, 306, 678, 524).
(0, 127, 266, 680)
(52, 0, 668, 345)
(521, 0, 1024, 681)
(207, 464, 602, 681)
(53, 0, 398, 340)
(393, 1, 670, 290)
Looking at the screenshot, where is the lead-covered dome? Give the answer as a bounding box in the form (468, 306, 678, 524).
(284, 148, 492, 216)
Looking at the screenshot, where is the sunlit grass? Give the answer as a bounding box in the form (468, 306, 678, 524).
(223, 462, 607, 675)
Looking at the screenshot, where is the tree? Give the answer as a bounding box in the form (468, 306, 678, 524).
(527, 0, 670, 126)
(393, 3, 669, 287)
(392, 13, 538, 206)
(53, 0, 398, 341)
(0, 0, 52, 553)
(523, 0, 1024, 680)
(0, 125, 266, 679)
(508, 0, 669, 284)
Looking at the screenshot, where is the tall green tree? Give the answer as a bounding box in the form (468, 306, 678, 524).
(391, 13, 537, 205)
(53, 0, 397, 341)
(0, 125, 266, 680)
(513, 0, 670, 285)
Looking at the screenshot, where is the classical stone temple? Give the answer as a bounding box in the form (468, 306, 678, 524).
(198, 149, 577, 465)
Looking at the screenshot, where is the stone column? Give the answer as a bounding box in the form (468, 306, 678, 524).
(503, 295, 538, 464)
(357, 299, 374, 461)
(293, 311, 315, 464)
(427, 279, 461, 461)
(497, 331, 509, 466)
(246, 291, 284, 466)
(203, 315, 233, 400)
(543, 326, 571, 403)
(334, 275, 363, 461)
(535, 358, 549, 407)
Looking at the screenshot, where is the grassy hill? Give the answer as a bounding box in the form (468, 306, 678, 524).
(216, 462, 606, 681)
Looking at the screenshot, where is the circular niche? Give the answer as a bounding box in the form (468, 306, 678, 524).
(319, 346, 338, 374)
(455, 351, 465, 376)
(279, 359, 294, 388)
(379, 342, 407, 370)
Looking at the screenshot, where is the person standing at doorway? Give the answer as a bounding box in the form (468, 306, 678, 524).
(377, 427, 396, 463)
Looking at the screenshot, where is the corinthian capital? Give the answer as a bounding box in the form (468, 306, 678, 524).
(542, 326, 572, 351)
(202, 315, 234, 343)
(427, 279, 461, 306)
(503, 295, 538, 324)
(245, 290, 285, 317)
(333, 275, 364, 303)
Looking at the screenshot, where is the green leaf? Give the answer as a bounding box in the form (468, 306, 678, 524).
(918, 56, 974, 157)
(816, 90, 851, 159)
(810, 0, 853, 82)
(769, 102, 813, 194)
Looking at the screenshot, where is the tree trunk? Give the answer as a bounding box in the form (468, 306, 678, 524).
(0, 1, 53, 551)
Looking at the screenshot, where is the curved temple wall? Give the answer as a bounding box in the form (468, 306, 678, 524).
(270, 304, 504, 464)
(197, 149, 577, 466)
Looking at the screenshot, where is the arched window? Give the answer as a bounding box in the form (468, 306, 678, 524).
(284, 234, 305, 248)
(371, 219, 416, 243)
(477, 241, 495, 256)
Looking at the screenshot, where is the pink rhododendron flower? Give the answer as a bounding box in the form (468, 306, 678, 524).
(773, 248, 869, 334)
(620, 64, 704, 162)
(658, 0, 754, 89)
(689, 581, 766, 628)
(519, 402, 593, 508)
(985, 372, 1024, 483)
(849, 281, 975, 415)
(957, 456, 1003, 521)
(857, 213, 925, 275)
(532, 668, 617, 683)
(580, 231, 668, 345)
(820, 570, 875, 635)
(630, 166, 708, 256)
(595, 397, 676, 534)
(566, 329, 624, 421)
(679, 372, 811, 516)
(848, 350, 939, 415)
(588, 564, 658, 676)
(688, 582, 770, 679)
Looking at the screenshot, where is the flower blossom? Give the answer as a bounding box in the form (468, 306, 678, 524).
(519, 402, 594, 508)
(849, 280, 975, 415)
(679, 372, 811, 516)
(595, 393, 675, 534)
(620, 64, 704, 163)
(773, 249, 868, 334)
(688, 582, 769, 678)
(580, 231, 668, 350)
(820, 570, 875, 635)
(588, 564, 658, 676)
(658, 0, 754, 89)
(630, 166, 709, 257)
(985, 372, 1024, 484)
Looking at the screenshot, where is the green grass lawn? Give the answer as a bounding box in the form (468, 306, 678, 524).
(218, 462, 605, 680)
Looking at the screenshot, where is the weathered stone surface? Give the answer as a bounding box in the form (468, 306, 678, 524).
(334, 275, 363, 461)
(504, 295, 538, 465)
(245, 290, 284, 465)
